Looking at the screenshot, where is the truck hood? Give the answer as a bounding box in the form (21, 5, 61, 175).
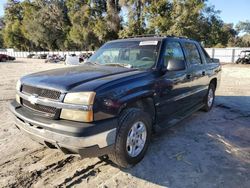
(21, 65, 138, 92)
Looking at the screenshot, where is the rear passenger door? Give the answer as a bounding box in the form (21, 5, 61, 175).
(182, 42, 208, 105)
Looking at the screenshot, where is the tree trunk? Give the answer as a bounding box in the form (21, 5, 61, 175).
(137, 0, 142, 35)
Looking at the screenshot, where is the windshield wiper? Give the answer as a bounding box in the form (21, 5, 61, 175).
(104, 63, 133, 68)
(84, 61, 101, 66)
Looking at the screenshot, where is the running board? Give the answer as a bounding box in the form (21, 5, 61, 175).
(154, 103, 204, 132)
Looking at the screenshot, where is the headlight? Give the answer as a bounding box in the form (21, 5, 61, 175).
(16, 94, 21, 104)
(16, 80, 21, 91)
(16, 80, 21, 104)
(63, 92, 96, 105)
(60, 92, 96, 122)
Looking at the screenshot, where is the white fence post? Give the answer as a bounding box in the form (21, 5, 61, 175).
(212, 48, 215, 58)
(231, 49, 235, 63)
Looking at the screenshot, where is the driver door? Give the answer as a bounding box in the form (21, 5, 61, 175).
(156, 40, 193, 123)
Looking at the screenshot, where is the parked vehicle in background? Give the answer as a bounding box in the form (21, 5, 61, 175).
(79, 52, 94, 62)
(27, 53, 48, 59)
(27, 54, 35, 58)
(236, 50, 250, 64)
(79, 53, 85, 62)
(10, 36, 221, 168)
(45, 54, 64, 63)
(32, 54, 40, 59)
(0, 54, 15, 62)
(65, 53, 94, 65)
(38, 54, 48, 59)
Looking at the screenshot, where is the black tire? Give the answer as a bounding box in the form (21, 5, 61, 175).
(1, 57, 7, 62)
(203, 83, 215, 112)
(108, 108, 152, 168)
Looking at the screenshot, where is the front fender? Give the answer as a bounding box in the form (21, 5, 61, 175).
(93, 89, 156, 121)
(117, 90, 155, 113)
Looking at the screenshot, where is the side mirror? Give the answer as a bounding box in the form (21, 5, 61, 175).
(210, 58, 219, 63)
(166, 59, 185, 71)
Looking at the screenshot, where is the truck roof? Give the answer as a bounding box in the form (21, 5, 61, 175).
(109, 35, 197, 43)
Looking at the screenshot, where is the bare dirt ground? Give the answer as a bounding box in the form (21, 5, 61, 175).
(0, 59, 249, 188)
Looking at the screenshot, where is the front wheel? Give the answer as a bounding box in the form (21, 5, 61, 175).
(109, 108, 152, 168)
(203, 83, 215, 112)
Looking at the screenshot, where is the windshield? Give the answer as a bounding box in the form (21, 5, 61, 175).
(240, 51, 250, 58)
(88, 40, 161, 69)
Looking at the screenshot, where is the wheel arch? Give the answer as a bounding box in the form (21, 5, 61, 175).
(118, 97, 156, 124)
(210, 78, 217, 90)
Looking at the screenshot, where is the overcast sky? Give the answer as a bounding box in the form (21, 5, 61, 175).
(0, 0, 249, 26)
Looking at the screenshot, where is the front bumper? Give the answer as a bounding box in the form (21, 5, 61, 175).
(9, 101, 117, 157)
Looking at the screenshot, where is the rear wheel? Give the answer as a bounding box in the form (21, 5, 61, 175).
(203, 83, 215, 112)
(109, 108, 152, 168)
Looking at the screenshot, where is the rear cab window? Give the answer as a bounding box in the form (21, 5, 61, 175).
(200, 46, 211, 63)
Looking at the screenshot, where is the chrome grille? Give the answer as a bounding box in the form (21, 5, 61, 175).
(22, 99, 57, 116)
(22, 85, 61, 100)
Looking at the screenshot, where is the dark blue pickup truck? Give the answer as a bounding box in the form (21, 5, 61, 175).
(10, 36, 221, 168)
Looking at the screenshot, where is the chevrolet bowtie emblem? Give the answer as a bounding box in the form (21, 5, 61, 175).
(28, 94, 38, 105)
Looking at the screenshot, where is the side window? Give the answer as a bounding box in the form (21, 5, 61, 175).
(201, 46, 211, 63)
(164, 41, 185, 66)
(201, 47, 210, 59)
(183, 42, 202, 65)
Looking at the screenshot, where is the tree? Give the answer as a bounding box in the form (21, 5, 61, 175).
(66, 0, 121, 50)
(22, 0, 68, 50)
(2, 0, 29, 50)
(0, 17, 4, 48)
(66, 0, 99, 50)
(93, 0, 121, 43)
(0, 0, 248, 50)
(145, 0, 172, 35)
(119, 0, 148, 38)
(0, 31, 3, 48)
(221, 23, 238, 47)
(236, 20, 250, 34)
(167, 0, 205, 39)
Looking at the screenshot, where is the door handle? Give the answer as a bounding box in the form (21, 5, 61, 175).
(202, 71, 206, 76)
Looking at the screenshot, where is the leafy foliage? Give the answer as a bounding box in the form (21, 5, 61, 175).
(2, 0, 29, 50)
(236, 20, 250, 34)
(235, 21, 250, 47)
(22, 0, 68, 50)
(0, 0, 248, 50)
